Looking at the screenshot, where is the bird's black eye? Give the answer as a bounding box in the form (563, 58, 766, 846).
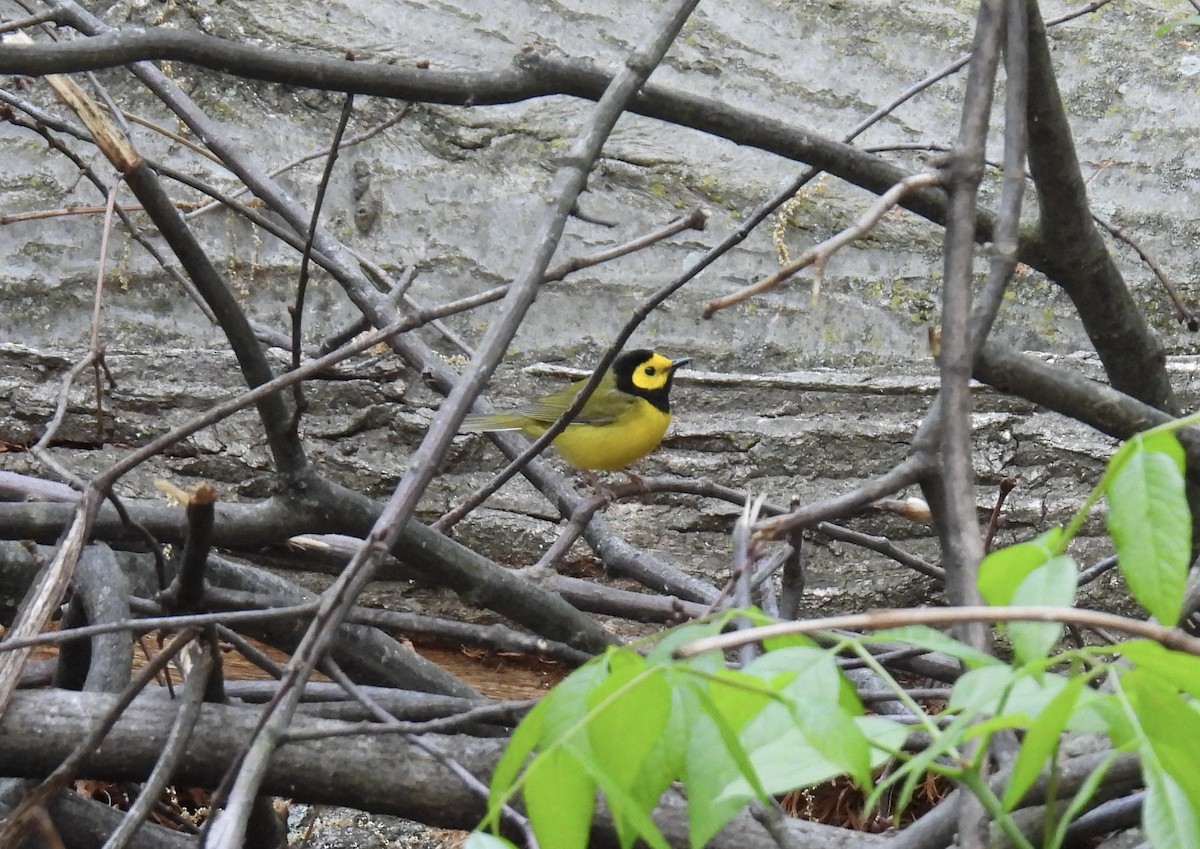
(645, 366, 656, 376)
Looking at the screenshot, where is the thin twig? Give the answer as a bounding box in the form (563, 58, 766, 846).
(675, 605, 1200, 658)
(206, 4, 702, 843)
(1094, 214, 1199, 330)
(0, 628, 198, 846)
(702, 171, 944, 318)
(100, 638, 214, 849)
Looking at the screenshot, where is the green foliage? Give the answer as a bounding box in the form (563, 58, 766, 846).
(1105, 432, 1190, 625)
(475, 424, 1200, 849)
(1155, 14, 1200, 36)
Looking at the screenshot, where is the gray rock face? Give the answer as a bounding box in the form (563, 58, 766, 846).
(1, 0, 1196, 613)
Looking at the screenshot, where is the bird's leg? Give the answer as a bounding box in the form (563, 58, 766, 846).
(621, 470, 648, 492)
(576, 470, 648, 503)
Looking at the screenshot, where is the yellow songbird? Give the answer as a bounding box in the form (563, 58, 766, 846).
(461, 349, 691, 471)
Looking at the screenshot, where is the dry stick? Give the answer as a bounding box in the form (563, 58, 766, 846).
(750, 800, 806, 849)
(291, 83, 356, 414)
(100, 638, 214, 849)
(319, 659, 536, 845)
(121, 107, 222, 164)
(18, 55, 318, 489)
(0, 315, 401, 677)
(1094, 214, 1199, 330)
(160, 484, 218, 610)
(932, 0, 1004, 626)
(1045, 0, 1116, 26)
(8, 52, 710, 604)
(345, 606, 592, 666)
(702, 171, 945, 318)
(0, 97, 220, 325)
(185, 106, 414, 220)
(981, 477, 1017, 554)
(193, 585, 592, 666)
(675, 605, 1200, 658)
(28, 181, 119, 489)
(280, 698, 536, 742)
(937, 2, 1006, 845)
(524, 470, 942, 599)
(318, 263, 417, 356)
(214, 624, 286, 680)
(0, 204, 142, 223)
(205, 3, 703, 845)
(23, 0, 609, 690)
(757, 453, 931, 540)
(4, 3, 1108, 278)
(967, 2, 1030, 360)
(356, 206, 706, 381)
(0, 49, 143, 716)
(0, 9, 58, 33)
(17, 65, 312, 496)
(647, 474, 941, 577)
(95, 312, 424, 492)
(0, 603, 319, 655)
(731, 496, 766, 667)
(0, 628, 198, 847)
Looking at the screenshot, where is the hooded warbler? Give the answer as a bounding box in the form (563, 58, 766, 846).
(461, 349, 691, 471)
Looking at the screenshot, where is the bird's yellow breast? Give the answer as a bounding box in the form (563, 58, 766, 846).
(523, 398, 672, 471)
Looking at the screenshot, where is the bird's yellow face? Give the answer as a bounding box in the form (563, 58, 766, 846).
(628, 352, 679, 393)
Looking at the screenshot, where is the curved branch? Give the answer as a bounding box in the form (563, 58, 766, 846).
(0, 688, 880, 849)
(1023, 3, 1175, 410)
(0, 28, 976, 253)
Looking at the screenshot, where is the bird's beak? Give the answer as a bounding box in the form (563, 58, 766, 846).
(670, 356, 693, 372)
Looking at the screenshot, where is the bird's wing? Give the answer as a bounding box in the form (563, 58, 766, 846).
(514, 372, 632, 427)
(460, 371, 632, 432)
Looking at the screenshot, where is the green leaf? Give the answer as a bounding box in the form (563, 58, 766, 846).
(464, 833, 520, 849)
(485, 690, 549, 829)
(884, 710, 978, 815)
(794, 698, 874, 789)
(948, 666, 1073, 718)
(761, 631, 818, 651)
(1156, 14, 1200, 35)
(1123, 669, 1200, 816)
(646, 618, 733, 665)
(1006, 555, 1077, 664)
(1143, 758, 1200, 849)
(682, 677, 773, 849)
(1119, 640, 1200, 701)
(585, 651, 671, 849)
(538, 657, 611, 747)
(1062, 690, 1120, 735)
(485, 657, 607, 835)
(978, 528, 1065, 605)
(724, 714, 906, 803)
(1095, 691, 1138, 749)
(524, 746, 596, 849)
(623, 679, 693, 843)
(1106, 440, 1190, 625)
(1001, 674, 1085, 811)
(580, 757, 672, 849)
(947, 665, 1014, 715)
(1047, 752, 1116, 849)
(743, 648, 871, 784)
(1142, 431, 1187, 471)
(744, 646, 842, 697)
(869, 625, 1002, 668)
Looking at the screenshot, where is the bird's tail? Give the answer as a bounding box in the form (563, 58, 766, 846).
(459, 412, 531, 433)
